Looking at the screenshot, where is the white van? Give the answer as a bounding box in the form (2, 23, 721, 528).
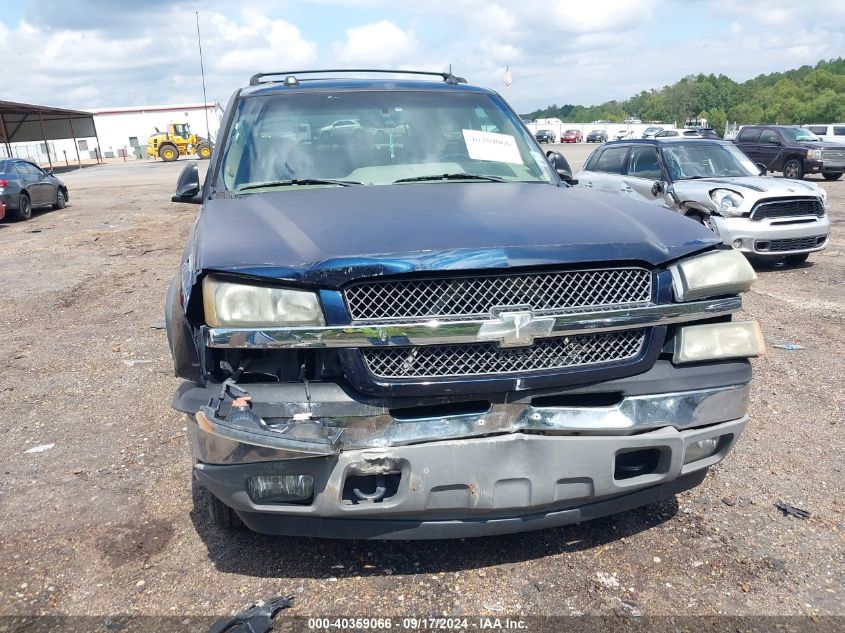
(803, 124, 845, 143)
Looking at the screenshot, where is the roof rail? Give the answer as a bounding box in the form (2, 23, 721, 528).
(248, 69, 467, 87)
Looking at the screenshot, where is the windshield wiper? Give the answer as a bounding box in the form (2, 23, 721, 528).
(393, 173, 508, 184)
(236, 178, 361, 191)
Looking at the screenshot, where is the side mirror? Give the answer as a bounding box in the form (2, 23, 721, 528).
(650, 181, 665, 196)
(45, 169, 53, 176)
(546, 150, 577, 185)
(172, 162, 201, 204)
(755, 162, 767, 176)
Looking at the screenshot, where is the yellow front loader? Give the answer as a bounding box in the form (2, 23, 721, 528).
(145, 122, 212, 162)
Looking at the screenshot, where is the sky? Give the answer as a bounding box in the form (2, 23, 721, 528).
(1, 0, 844, 113)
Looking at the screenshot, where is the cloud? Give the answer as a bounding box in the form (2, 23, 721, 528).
(332, 20, 419, 65)
(1, 0, 844, 114)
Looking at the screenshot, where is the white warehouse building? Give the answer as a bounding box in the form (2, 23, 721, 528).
(90, 102, 224, 158)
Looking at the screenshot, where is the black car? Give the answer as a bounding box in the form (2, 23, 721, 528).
(166, 69, 761, 539)
(0, 158, 69, 220)
(586, 129, 608, 143)
(534, 129, 556, 143)
(734, 125, 844, 180)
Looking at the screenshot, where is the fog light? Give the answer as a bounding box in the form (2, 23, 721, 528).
(684, 438, 719, 464)
(247, 474, 314, 503)
(732, 239, 742, 249)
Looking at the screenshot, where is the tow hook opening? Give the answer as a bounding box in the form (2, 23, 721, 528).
(343, 472, 401, 505)
(614, 447, 666, 480)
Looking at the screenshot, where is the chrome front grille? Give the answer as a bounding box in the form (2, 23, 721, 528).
(345, 268, 652, 322)
(750, 197, 824, 221)
(362, 329, 646, 379)
(822, 149, 845, 167)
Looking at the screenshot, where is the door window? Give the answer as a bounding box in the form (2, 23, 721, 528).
(807, 126, 828, 135)
(627, 146, 662, 179)
(15, 162, 40, 177)
(737, 128, 761, 143)
(594, 146, 628, 174)
(759, 129, 780, 144)
(833, 126, 845, 136)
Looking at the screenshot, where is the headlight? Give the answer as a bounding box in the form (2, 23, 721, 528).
(671, 250, 757, 301)
(203, 276, 325, 327)
(709, 189, 744, 217)
(818, 187, 827, 208)
(674, 321, 765, 364)
(807, 149, 822, 160)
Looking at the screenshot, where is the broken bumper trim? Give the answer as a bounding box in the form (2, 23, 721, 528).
(189, 382, 749, 464)
(194, 417, 746, 539)
(203, 297, 741, 349)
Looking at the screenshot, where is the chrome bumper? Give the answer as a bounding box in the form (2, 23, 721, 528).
(204, 297, 741, 349)
(190, 382, 750, 465)
(714, 215, 830, 255)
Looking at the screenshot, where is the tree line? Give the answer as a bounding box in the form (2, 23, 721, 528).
(522, 58, 845, 133)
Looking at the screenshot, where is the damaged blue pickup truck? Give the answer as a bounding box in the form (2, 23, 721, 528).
(167, 70, 764, 539)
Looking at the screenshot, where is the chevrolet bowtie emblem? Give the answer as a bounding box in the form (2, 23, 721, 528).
(477, 310, 556, 348)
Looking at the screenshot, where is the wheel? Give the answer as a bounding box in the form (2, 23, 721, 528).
(206, 488, 243, 530)
(159, 144, 179, 162)
(782, 159, 804, 180)
(12, 193, 32, 221)
(196, 143, 212, 159)
(53, 188, 66, 210)
(822, 172, 842, 181)
(784, 253, 809, 265)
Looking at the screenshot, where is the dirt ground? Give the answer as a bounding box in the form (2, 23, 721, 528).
(0, 145, 843, 623)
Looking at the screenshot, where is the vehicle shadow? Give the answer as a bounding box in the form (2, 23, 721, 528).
(190, 479, 679, 578)
(750, 258, 814, 274)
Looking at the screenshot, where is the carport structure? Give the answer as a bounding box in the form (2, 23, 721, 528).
(0, 100, 101, 169)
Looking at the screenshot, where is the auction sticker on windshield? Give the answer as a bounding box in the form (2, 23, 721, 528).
(462, 130, 522, 164)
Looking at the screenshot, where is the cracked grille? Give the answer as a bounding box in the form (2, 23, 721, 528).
(345, 268, 652, 322)
(751, 197, 824, 221)
(362, 330, 646, 378)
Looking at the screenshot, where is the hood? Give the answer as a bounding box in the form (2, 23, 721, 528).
(193, 183, 718, 287)
(792, 141, 844, 150)
(672, 175, 821, 197)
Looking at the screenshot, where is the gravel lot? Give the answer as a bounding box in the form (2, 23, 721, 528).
(0, 144, 843, 623)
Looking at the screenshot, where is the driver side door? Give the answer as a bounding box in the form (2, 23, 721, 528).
(622, 145, 671, 208)
(756, 129, 783, 168)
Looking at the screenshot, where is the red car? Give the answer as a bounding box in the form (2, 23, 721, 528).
(561, 129, 583, 143)
(0, 200, 5, 222)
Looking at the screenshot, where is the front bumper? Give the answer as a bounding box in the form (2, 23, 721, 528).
(195, 418, 746, 539)
(713, 214, 830, 256)
(181, 361, 751, 538)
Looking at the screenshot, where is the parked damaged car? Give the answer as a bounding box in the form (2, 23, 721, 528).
(167, 70, 764, 539)
(576, 139, 830, 265)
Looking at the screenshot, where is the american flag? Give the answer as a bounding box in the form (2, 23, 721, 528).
(503, 66, 512, 88)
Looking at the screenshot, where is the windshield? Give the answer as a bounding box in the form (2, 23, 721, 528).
(662, 142, 759, 180)
(220, 90, 556, 191)
(779, 127, 821, 142)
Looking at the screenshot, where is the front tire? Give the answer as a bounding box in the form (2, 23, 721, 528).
(159, 144, 179, 162)
(196, 143, 212, 159)
(822, 172, 842, 181)
(13, 193, 32, 221)
(783, 159, 804, 180)
(206, 488, 244, 530)
(53, 189, 67, 210)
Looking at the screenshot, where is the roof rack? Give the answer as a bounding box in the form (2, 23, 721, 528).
(248, 69, 467, 87)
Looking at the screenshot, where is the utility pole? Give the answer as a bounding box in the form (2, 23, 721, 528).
(196, 12, 212, 144)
